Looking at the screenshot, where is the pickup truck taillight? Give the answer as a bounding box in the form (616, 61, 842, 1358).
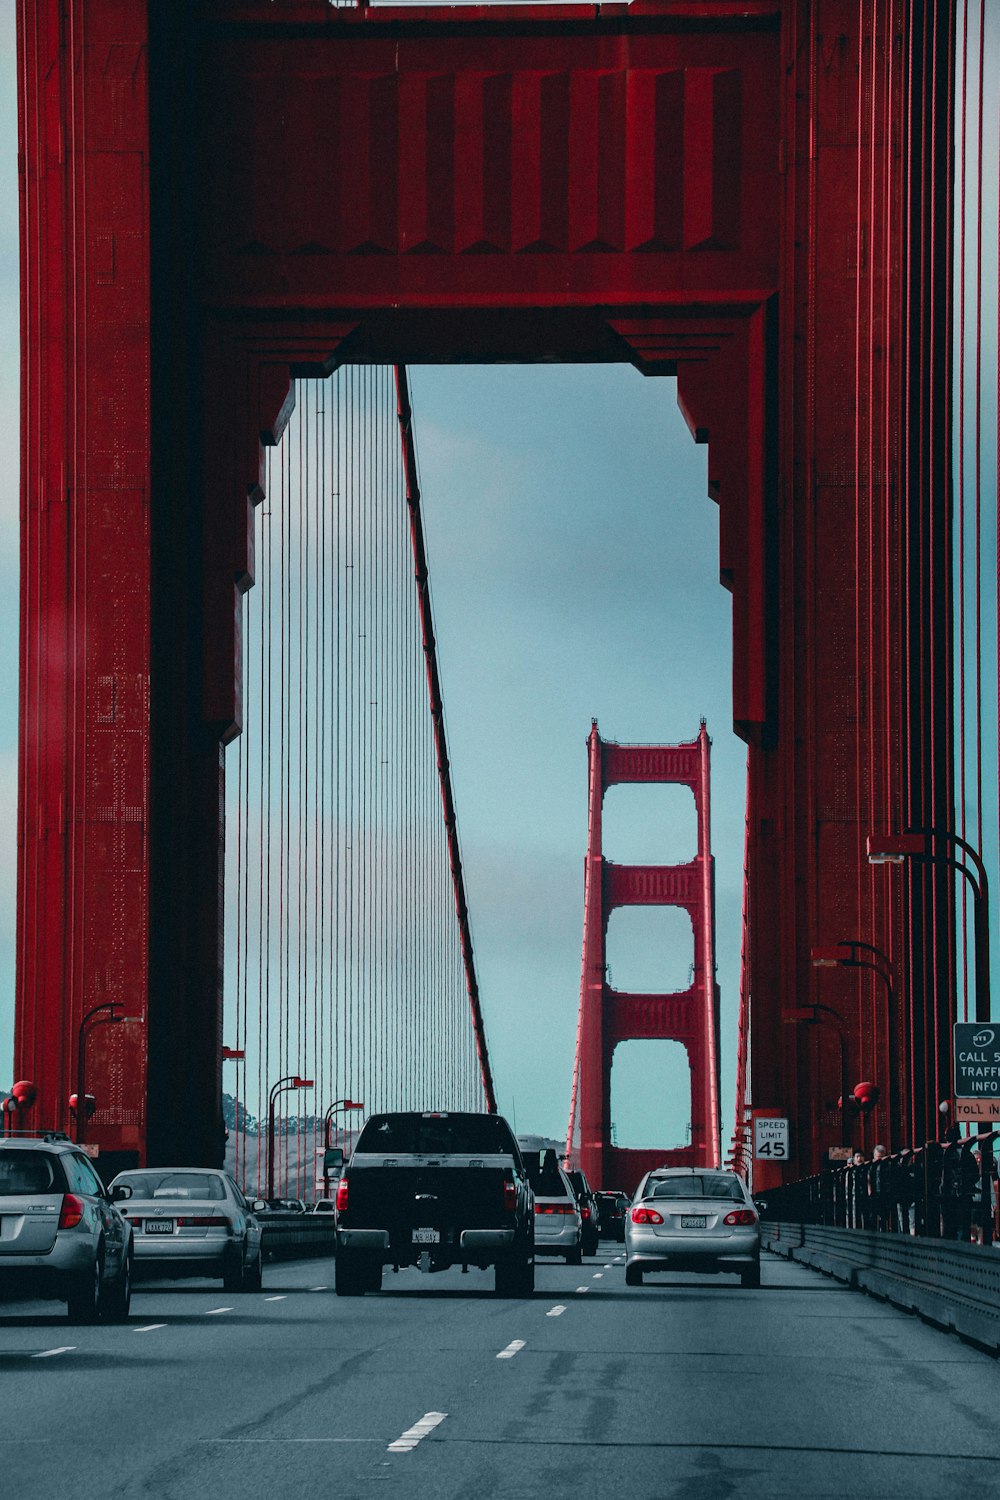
(59, 1194, 85, 1230)
(335, 1177, 349, 1213)
(503, 1179, 517, 1213)
(580, 1205, 591, 1222)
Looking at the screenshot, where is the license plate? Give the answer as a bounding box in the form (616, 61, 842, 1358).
(680, 1215, 707, 1229)
(145, 1218, 174, 1234)
(412, 1228, 439, 1245)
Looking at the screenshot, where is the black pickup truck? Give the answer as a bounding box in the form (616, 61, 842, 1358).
(334, 1111, 535, 1296)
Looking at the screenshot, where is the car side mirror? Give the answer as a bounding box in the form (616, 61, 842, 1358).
(252, 1199, 266, 1213)
(110, 1183, 132, 1201)
(753, 1198, 768, 1214)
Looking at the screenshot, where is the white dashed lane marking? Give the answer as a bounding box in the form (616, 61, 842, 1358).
(497, 1340, 525, 1360)
(388, 1412, 447, 1453)
(133, 1324, 166, 1334)
(32, 1346, 75, 1359)
(264, 1296, 286, 1303)
(576, 1286, 588, 1293)
(592, 1273, 603, 1279)
(311, 1286, 328, 1292)
(205, 1307, 233, 1316)
(547, 1305, 566, 1317)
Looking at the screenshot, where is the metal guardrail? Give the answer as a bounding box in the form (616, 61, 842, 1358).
(259, 1213, 338, 1261)
(763, 1221, 1000, 1354)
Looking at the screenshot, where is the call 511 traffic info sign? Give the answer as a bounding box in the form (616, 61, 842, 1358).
(953, 1023, 1000, 1121)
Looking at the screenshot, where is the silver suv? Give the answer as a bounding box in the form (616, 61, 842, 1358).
(0, 1133, 133, 1322)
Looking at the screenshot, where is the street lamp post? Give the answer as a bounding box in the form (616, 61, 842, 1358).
(75, 1003, 123, 1145)
(812, 941, 898, 1148)
(321, 1099, 364, 1194)
(783, 1003, 850, 1147)
(266, 1075, 314, 1201)
(868, 829, 993, 1245)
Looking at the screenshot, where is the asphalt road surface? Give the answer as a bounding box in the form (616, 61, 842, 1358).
(2, 1247, 999, 1498)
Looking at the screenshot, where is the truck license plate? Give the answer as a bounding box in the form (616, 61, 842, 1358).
(680, 1215, 707, 1229)
(145, 1219, 174, 1234)
(412, 1228, 439, 1244)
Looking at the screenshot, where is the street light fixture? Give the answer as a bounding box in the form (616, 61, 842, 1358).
(811, 941, 898, 1148)
(783, 1003, 850, 1145)
(868, 828, 993, 1244)
(266, 1074, 314, 1201)
(75, 1002, 125, 1145)
(321, 1099, 365, 1193)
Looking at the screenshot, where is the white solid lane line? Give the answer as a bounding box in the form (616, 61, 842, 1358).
(264, 1295, 286, 1302)
(547, 1305, 566, 1317)
(32, 1346, 75, 1359)
(133, 1324, 166, 1334)
(496, 1340, 525, 1360)
(388, 1412, 447, 1453)
(205, 1307, 233, 1315)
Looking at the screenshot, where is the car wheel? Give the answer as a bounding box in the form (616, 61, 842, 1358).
(223, 1250, 247, 1293)
(336, 1249, 372, 1296)
(566, 1246, 583, 1266)
(740, 1261, 761, 1289)
(101, 1252, 132, 1323)
(246, 1250, 264, 1292)
(495, 1249, 534, 1297)
(625, 1264, 643, 1287)
(67, 1250, 104, 1324)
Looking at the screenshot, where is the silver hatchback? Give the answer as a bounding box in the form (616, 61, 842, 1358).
(0, 1134, 133, 1322)
(110, 1167, 264, 1291)
(625, 1168, 761, 1287)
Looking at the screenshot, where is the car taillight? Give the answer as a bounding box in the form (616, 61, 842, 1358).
(503, 1179, 517, 1213)
(723, 1209, 758, 1226)
(335, 1177, 349, 1213)
(580, 1205, 591, 1221)
(630, 1206, 664, 1225)
(177, 1216, 229, 1229)
(534, 1203, 575, 1215)
(59, 1194, 85, 1230)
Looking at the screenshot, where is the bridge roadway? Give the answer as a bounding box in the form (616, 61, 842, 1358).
(2, 1249, 999, 1497)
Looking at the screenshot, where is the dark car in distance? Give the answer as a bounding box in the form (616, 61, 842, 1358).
(566, 1169, 601, 1257)
(595, 1189, 629, 1241)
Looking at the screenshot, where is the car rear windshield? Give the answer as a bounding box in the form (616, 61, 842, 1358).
(523, 1154, 572, 1197)
(116, 1171, 227, 1201)
(0, 1150, 64, 1196)
(647, 1175, 745, 1202)
(354, 1113, 518, 1157)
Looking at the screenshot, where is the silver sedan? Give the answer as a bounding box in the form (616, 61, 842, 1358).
(624, 1169, 761, 1287)
(110, 1168, 264, 1292)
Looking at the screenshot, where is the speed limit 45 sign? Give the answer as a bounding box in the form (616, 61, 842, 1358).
(753, 1117, 790, 1161)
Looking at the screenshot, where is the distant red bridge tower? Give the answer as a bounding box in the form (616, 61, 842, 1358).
(567, 724, 721, 1190)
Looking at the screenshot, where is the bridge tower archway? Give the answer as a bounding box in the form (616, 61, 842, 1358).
(16, 0, 954, 1169)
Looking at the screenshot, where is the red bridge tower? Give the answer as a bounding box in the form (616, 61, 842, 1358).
(569, 724, 720, 1192)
